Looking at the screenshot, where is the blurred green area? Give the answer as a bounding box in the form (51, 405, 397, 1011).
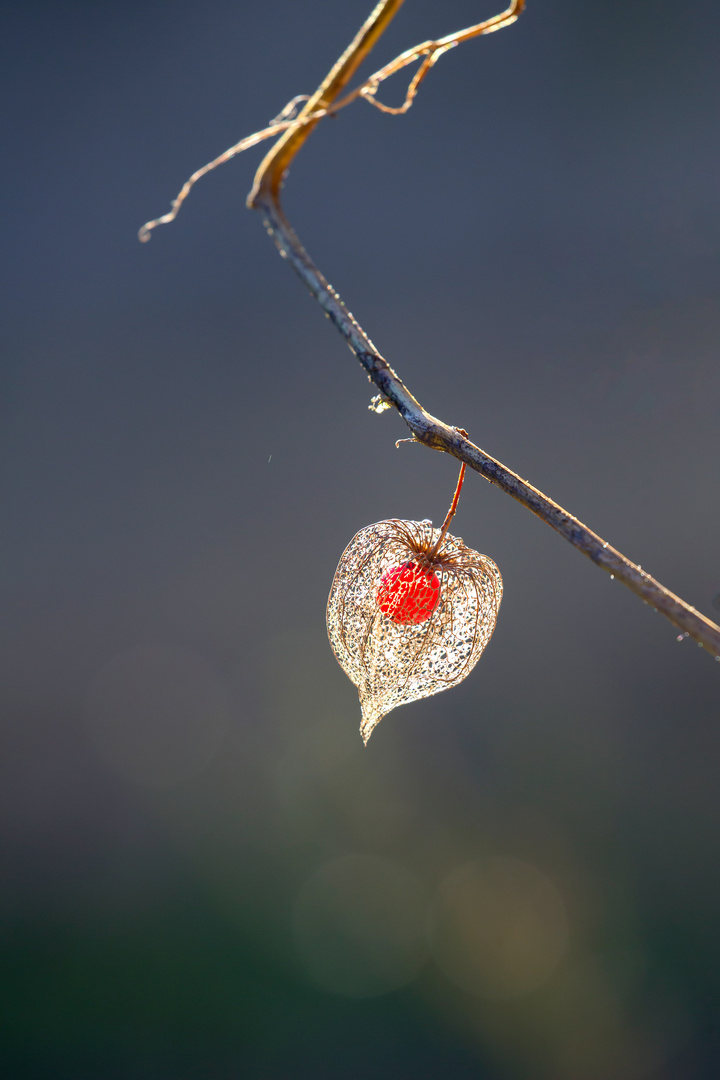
(3, 627, 718, 1077)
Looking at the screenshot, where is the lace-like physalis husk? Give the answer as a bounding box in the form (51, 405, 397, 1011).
(327, 519, 502, 743)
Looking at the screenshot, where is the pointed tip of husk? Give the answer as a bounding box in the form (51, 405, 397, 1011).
(360, 709, 383, 746)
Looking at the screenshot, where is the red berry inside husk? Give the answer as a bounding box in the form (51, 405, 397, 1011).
(376, 561, 441, 625)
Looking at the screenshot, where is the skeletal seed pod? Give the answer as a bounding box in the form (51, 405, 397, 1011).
(327, 517, 502, 743)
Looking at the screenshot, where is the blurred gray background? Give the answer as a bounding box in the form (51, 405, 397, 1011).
(1, 1, 720, 1077)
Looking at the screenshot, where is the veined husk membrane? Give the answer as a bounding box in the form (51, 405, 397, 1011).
(327, 519, 502, 743)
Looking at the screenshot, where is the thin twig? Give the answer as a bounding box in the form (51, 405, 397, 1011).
(138, 115, 300, 242)
(245, 0, 720, 660)
(350, 0, 525, 114)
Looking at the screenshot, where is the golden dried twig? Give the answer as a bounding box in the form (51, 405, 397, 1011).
(139, 1, 524, 240)
(138, 108, 303, 243)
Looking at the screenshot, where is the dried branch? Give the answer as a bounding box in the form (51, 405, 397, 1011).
(246, 0, 720, 660)
(140, 0, 720, 660)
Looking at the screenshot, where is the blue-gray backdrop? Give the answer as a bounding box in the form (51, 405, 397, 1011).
(2, 2, 720, 1077)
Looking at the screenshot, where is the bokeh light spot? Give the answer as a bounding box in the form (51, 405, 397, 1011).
(431, 856, 568, 999)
